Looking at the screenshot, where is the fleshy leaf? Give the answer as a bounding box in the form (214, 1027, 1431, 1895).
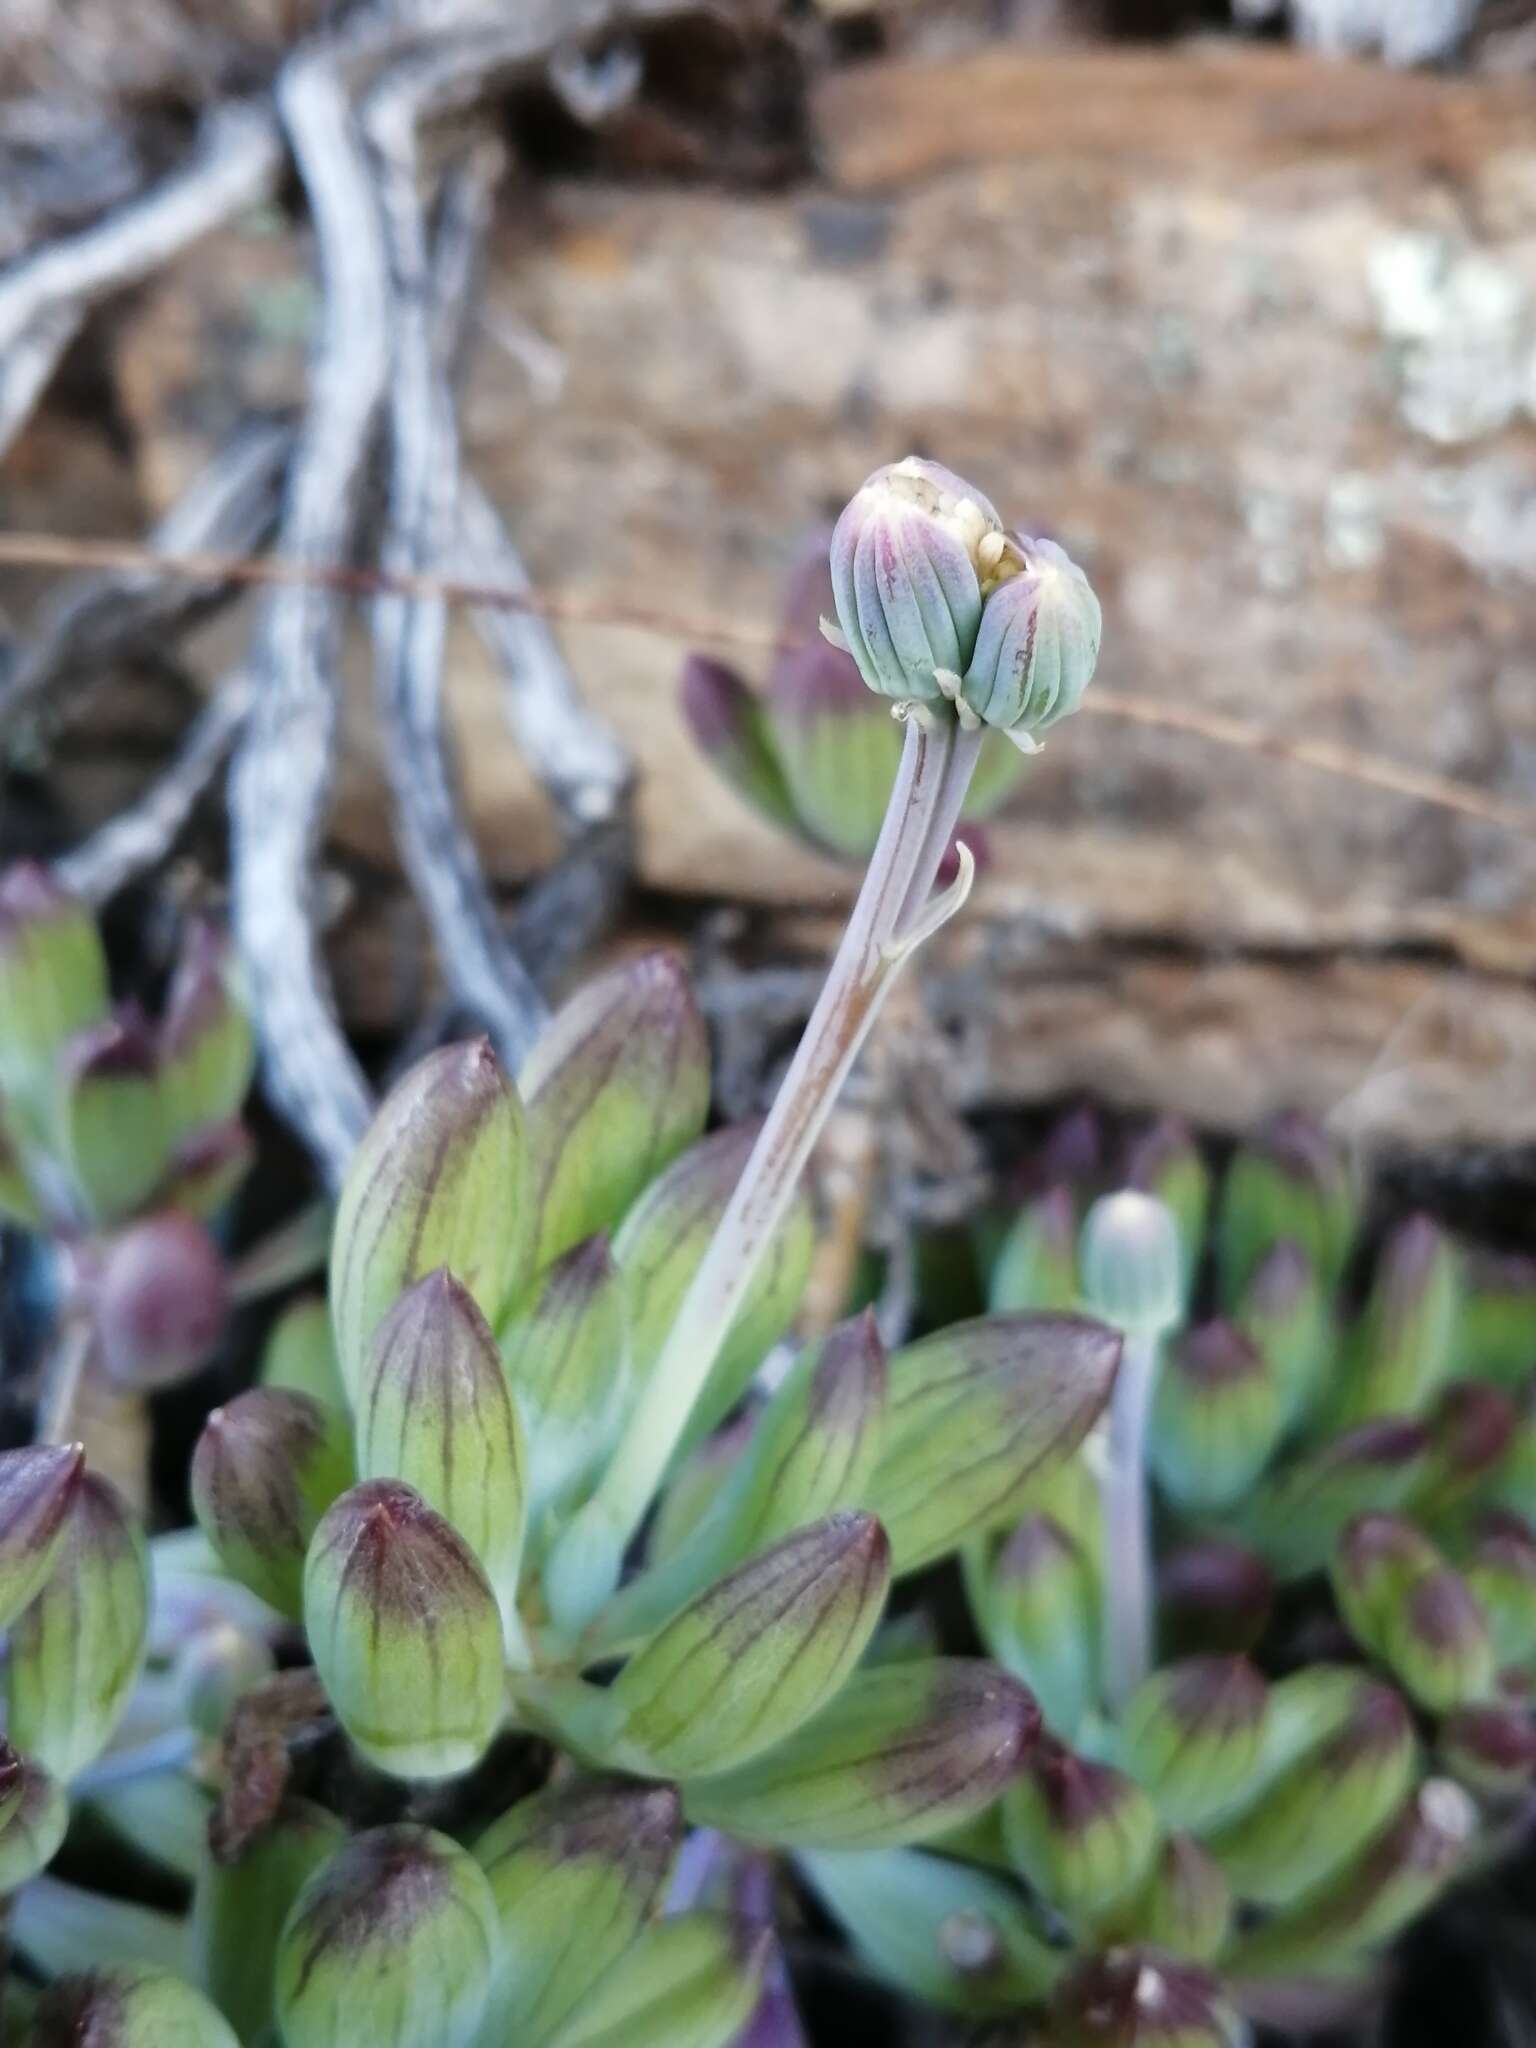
(54, 1011, 169, 1225)
(1119, 1658, 1269, 1832)
(973, 1515, 1098, 1739)
(550, 1912, 769, 2048)
(32, 1966, 240, 2048)
(499, 1234, 628, 1523)
(193, 1797, 348, 2043)
(0, 1753, 69, 1891)
(0, 863, 110, 1116)
(989, 1187, 1079, 1315)
(0, 1442, 85, 1628)
(1004, 1739, 1162, 1921)
(192, 1389, 353, 1620)
(158, 920, 255, 1147)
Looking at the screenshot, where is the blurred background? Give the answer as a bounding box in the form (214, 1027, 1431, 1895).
(4, 0, 1536, 1203)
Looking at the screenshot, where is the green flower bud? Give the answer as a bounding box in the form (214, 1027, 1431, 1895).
(9, 1472, 149, 1781)
(32, 1967, 239, 2048)
(615, 1121, 814, 1452)
(870, 1313, 1120, 1574)
(680, 654, 803, 840)
(96, 1214, 230, 1392)
(260, 1293, 347, 1410)
(610, 1511, 890, 1779)
(829, 458, 1002, 707)
(1149, 1320, 1285, 1513)
(552, 1912, 769, 2048)
(54, 1010, 169, 1225)
(474, 1776, 679, 2046)
(1441, 1701, 1536, 1801)
(1415, 1381, 1518, 1526)
(275, 1824, 498, 2048)
(521, 953, 709, 1269)
(1464, 1511, 1536, 1664)
(960, 536, 1102, 746)
(1379, 1563, 1494, 1714)
(0, 863, 109, 1114)
(598, 1313, 887, 1651)
(0, 1441, 85, 1627)
(689, 1658, 1039, 1851)
(158, 1118, 256, 1222)
(329, 1039, 530, 1399)
(0, 1752, 69, 1890)
(500, 1233, 629, 1522)
(1227, 1779, 1475, 1980)
(157, 920, 254, 1148)
(1217, 1111, 1354, 1306)
(1120, 1658, 1269, 1832)
(1080, 1193, 1183, 1338)
(1127, 1120, 1211, 1307)
(1331, 1514, 1442, 1661)
(192, 1388, 353, 1620)
(989, 1186, 1080, 1314)
(975, 1513, 1098, 1737)
(356, 1270, 528, 1632)
(303, 1480, 506, 1780)
(1332, 1215, 1460, 1429)
(1458, 1250, 1536, 1387)
(1102, 1835, 1234, 1964)
(1004, 1740, 1162, 1921)
(1157, 1542, 1273, 1658)
(1050, 1950, 1241, 2048)
(1204, 1679, 1415, 1904)
(1233, 1240, 1329, 1428)
(1237, 1418, 1428, 1578)
(193, 1797, 348, 2043)
(800, 1846, 1060, 2016)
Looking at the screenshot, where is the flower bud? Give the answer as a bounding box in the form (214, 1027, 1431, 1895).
(1204, 1679, 1415, 1904)
(193, 1796, 348, 2044)
(1217, 1111, 1354, 1305)
(474, 1776, 680, 2045)
(32, 1966, 240, 2048)
(1149, 1320, 1284, 1512)
(1120, 1658, 1270, 1832)
(1237, 1418, 1428, 1578)
(95, 1213, 230, 1391)
(1050, 1950, 1240, 2048)
(260, 1293, 347, 1410)
(829, 458, 1001, 707)
(1331, 1514, 1441, 1661)
(158, 1117, 257, 1222)
(1080, 1193, 1183, 1337)
(1234, 1241, 1328, 1428)
(1157, 1541, 1273, 1658)
(0, 863, 109, 1112)
(329, 1039, 530, 1399)
(870, 1314, 1120, 1574)
(521, 952, 709, 1268)
(0, 1441, 85, 1628)
(801, 1845, 1058, 2016)
(1103, 1835, 1234, 1964)
(500, 1233, 627, 1522)
(975, 1513, 1098, 1737)
(54, 1009, 169, 1225)
(1379, 1563, 1494, 1714)
(0, 1752, 68, 1891)
(1334, 1215, 1460, 1428)
(1004, 1741, 1161, 1921)
(192, 1388, 353, 1620)
(610, 1513, 890, 1780)
(680, 653, 803, 838)
(303, 1480, 506, 1781)
(275, 1824, 499, 2048)
(1441, 1701, 1536, 1801)
(556, 1912, 770, 2048)
(1416, 1381, 1518, 1523)
(158, 920, 254, 1147)
(960, 536, 1102, 745)
(690, 1659, 1038, 1852)
(1464, 1511, 1536, 1664)
(989, 1186, 1080, 1315)
(8, 1472, 149, 1781)
(615, 1121, 814, 1452)
(356, 1270, 528, 1633)
(1126, 1120, 1210, 1305)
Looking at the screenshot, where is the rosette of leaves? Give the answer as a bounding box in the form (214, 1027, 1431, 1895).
(0, 862, 259, 1398)
(925, 1107, 1536, 2041)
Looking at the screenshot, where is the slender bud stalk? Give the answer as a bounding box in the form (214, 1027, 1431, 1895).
(549, 716, 982, 1628)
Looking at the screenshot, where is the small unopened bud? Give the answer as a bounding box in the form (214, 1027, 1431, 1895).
(1081, 1192, 1183, 1336)
(275, 1825, 499, 2048)
(960, 537, 1102, 747)
(978, 1514, 1098, 1737)
(192, 1389, 353, 1621)
(1218, 1111, 1354, 1303)
(1150, 1320, 1284, 1511)
(1337, 1214, 1460, 1427)
(1380, 1563, 1495, 1715)
(1235, 1240, 1328, 1427)
(1004, 1741, 1161, 1921)
(96, 1213, 230, 1390)
(33, 1966, 240, 2048)
(1442, 1701, 1536, 1801)
(1121, 1658, 1270, 1832)
(829, 458, 1002, 707)
(1331, 1514, 1441, 1661)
